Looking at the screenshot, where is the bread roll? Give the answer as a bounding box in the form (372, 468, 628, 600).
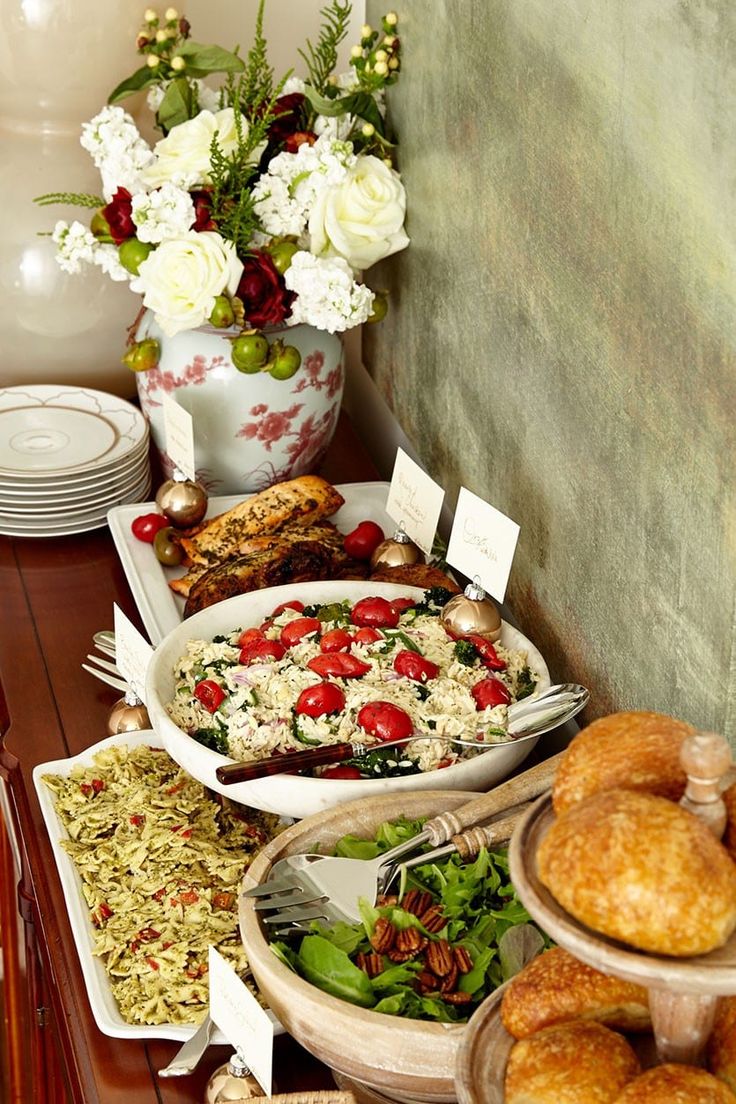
(708, 996, 736, 1095)
(724, 783, 736, 861)
(613, 1063, 736, 1102)
(505, 1019, 640, 1104)
(500, 946, 650, 1039)
(552, 710, 694, 815)
(537, 789, 736, 955)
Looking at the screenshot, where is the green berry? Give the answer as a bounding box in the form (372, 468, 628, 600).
(118, 238, 154, 275)
(267, 240, 299, 275)
(90, 210, 114, 243)
(367, 291, 388, 324)
(268, 344, 302, 380)
(121, 338, 160, 372)
(209, 295, 235, 328)
(231, 332, 269, 373)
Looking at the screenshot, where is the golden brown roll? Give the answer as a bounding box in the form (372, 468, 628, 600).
(708, 996, 736, 1094)
(505, 1019, 640, 1104)
(724, 783, 736, 862)
(500, 946, 650, 1039)
(613, 1063, 736, 1102)
(537, 789, 736, 955)
(552, 710, 695, 815)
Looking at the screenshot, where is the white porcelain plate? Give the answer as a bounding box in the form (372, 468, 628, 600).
(0, 386, 147, 476)
(0, 439, 150, 497)
(0, 463, 151, 516)
(32, 729, 283, 1042)
(0, 475, 152, 538)
(108, 481, 396, 645)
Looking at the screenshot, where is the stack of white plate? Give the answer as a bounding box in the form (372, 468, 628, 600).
(0, 385, 151, 538)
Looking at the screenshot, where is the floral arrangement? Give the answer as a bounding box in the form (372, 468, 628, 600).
(38, 2, 407, 380)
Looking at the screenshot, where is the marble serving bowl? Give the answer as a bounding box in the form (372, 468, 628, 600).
(239, 789, 479, 1103)
(145, 580, 550, 819)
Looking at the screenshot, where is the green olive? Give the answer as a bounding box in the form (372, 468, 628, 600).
(118, 237, 154, 275)
(231, 332, 269, 373)
(153, 526, 184, 566)
(268, 344, 301, 380)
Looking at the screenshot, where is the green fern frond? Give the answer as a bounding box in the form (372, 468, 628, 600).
(34, 192, 104, 209)
(299, 1, 352, 94)
(239, 0, 274, 108)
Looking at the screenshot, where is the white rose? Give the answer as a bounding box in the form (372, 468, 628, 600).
(142, 108, 245, 189)
(131, 231, 243, 336)
(308, 155, 409, 270)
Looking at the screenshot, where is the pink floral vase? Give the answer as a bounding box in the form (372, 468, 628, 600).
(133, 310, 344, 494)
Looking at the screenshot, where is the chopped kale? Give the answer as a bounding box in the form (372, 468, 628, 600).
(347, 747, 421, 778)
(515, 666, 537, 700)
(301, 600, 352, 624)
(193, 728, 229, 755)
(454, 639, 480, 666)
(414, 685, 430, 701)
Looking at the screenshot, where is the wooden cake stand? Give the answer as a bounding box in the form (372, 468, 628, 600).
(455, 732, 736, 1104)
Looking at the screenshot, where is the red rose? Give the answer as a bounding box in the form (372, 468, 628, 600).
(190, 190, 215, 231)
(267, 93, 307, 147)
(102, 187, 135, 244)
(236, 251, 294, 328)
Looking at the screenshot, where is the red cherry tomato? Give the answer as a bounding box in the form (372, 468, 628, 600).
(194, 679, 227, 712)
(280, 616, 321, 648)
(353, 626, 382, 645)
(307, 653, 371, 679)
(295, 682, 346, 717)
(393, 650, 440, 682)
(321, 764, 363, 779)
(131, 512, 169, 543)
(237, 627, 265, 648)
(271, 599, 305, 617)
(239, 638, 286, 664)
(350, 596, 400, 629)
(357, 701, 413, 742)
(465, 635, 507, 671)
(343, 520, 385, 560)
(471, 677, 512, 710)
(390, 597, 416, 614)
(320, 628, 354, 653)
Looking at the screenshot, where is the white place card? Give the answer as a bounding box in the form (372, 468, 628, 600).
(162, 394, 196, 482)
(446, 487, 520, 603)
(112, 604, 153, 705)
(385, 447, 445, 556)
(209, 946, 274, 1096)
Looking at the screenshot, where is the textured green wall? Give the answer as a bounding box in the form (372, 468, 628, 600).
(364, 0, 736, 738)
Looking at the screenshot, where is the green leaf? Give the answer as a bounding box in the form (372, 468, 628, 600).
(334, 835, 381, 860)
(310, 920, 365, 956)
(157, 76, 196, 131)
(372, 993, 406, 1015)
(297, 935, 376, 1008)
(108, 65, 158, 105)
(498, 923, 545, 983)
(458, 946, 494, 994)
(176, 41, 246, 77)
(303, 86, 385, 136)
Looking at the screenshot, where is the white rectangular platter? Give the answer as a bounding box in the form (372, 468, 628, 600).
(32, 728, 282, 1042)
(108, 481, 392, 645)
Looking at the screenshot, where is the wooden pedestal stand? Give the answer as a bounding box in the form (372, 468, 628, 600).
(455, 732, 736, 1104)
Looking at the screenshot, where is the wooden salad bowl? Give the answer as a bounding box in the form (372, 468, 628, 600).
(240, 790, 479, 1104)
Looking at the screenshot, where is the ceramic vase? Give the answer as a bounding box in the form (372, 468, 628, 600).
(133, 311, 345, 494)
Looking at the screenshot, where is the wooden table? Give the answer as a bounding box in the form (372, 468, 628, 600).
(0, 413, 377, 1104)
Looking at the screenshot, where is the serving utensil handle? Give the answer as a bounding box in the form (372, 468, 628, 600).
(216, 742, 357, 784)
(422, 750, 565, 846)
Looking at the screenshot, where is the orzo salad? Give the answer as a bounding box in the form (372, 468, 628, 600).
(168, 588, 541, 779)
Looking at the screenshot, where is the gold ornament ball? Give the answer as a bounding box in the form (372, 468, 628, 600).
(106, 699, 150, 735)
(155, 479, 208, 528)
(441, 592, 502, 641)
(205, 1062, 261, 1103)
(370, 536, 425, 570)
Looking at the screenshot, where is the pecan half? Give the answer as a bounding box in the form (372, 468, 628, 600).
(402, 888, 433, 916)
(443, 990, 474, 1005)
(419, 904, 446, 933)
(356, 951, 384, 978)
(370, 917, 397, 953)
(387, 948, 418, 963)
(425, 938, 454, 977)
(454, 945, 473, 974)
(440, 964, 459, 993)
(376, 894, 399, 908)
(395, 927, 426, 955)
(414, 969, 439, 994)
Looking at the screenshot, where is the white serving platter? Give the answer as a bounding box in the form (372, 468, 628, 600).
(32, 728, 282, 1042)
(108, 480, 394, 645)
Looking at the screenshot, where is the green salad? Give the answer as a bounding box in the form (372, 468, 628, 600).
(270, 817, 548, 1022)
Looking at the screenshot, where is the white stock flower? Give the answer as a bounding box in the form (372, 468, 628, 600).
(92, 244, 130, 282)
(130, 230, 243, 336)
(281, 76, 306, 96)
(284, 251, 374, 333)
(52, 220, 97, 273)
(308, 155, 408, 269)
(142, 108, 250, 189)
(131, 182, 196, 243)
(146, 78, 221, 115)
(80, 105, 153, 200)
(252, 135, 356, 238)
